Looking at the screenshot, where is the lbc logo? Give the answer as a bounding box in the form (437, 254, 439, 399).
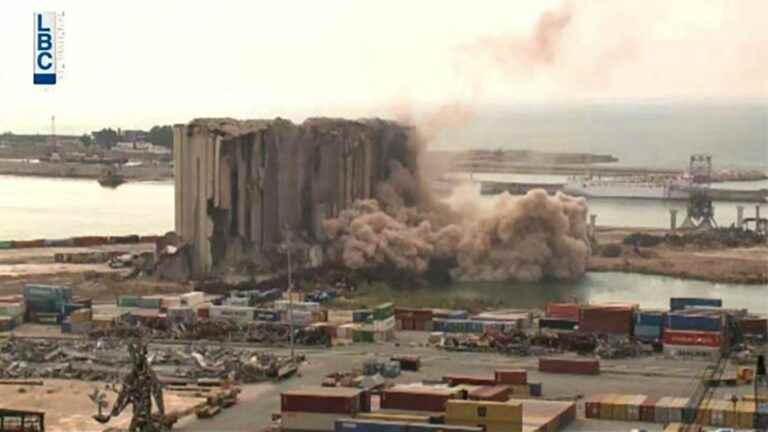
(33, 12, 57, 85)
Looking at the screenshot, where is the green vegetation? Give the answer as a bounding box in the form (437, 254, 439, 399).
(147, 125, 173, 148)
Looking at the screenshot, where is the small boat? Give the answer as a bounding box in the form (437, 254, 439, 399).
(98, 167, 125, 188)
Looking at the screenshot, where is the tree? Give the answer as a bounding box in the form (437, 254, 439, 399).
(79, 134, 93, 147)
(92, 128, 119, 148)
(147, 125, 173, 148)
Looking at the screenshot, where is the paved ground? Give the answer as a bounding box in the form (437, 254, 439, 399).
(175, 331, 750, 432)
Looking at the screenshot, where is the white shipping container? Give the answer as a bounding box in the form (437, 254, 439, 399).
(328, 310, 354, 324)
(225, 297, 250, 307)
(663, 344, 720, 359)
(275, 300, 320, 312)
(180, 292, 205, 307)
(209, 306, 255, 323)
(283, 309, 313, 326)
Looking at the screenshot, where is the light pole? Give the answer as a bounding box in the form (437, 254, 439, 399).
(282, 226, 295, 362)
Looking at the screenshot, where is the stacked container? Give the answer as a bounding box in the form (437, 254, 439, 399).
(24, 284, 72, 323)
(634, 310, 666, 342)
(395, 308, 434, 331)
(446, 400, 523, 432)
(664, 308, 726, 358)
(579, 303, 636, 336)
(281, 387, 363, 431)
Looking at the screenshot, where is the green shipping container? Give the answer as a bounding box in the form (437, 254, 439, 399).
(373, 303, 394, 321)
(0, 241, 11, 249)
(136, 297, 162, 309)
(352, 329, 375, 343)
(117, 295, 140, 307)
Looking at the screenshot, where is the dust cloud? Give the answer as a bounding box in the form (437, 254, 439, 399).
(323, 149, 590, 283)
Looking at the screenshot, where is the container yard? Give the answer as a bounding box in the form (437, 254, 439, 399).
(3, 282, 765, 431)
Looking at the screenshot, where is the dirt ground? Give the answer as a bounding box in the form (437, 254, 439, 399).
(1, 379, 206, 432)
(0, 244, 189, 301)
(589, 226, 768, 284)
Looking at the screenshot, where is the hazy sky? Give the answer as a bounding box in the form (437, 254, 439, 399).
(1, 0, 766, 134)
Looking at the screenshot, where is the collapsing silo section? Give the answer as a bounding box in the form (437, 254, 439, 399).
(173, 118, 412, 276)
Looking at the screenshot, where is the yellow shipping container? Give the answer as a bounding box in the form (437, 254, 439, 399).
(723, 400, 739, 428)
(446, 400, 522, 422)
(663, 422, 683, 432)
(612, 394, 631, 421)
(736, 400, 756, 429)
(599, 394, 618, 420)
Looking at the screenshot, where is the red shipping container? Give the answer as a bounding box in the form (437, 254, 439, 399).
(381, 388, 458, 412)
(585, 394, 606, 418)
(547, 303, 581, 321)
(738, 317, 767, 335)
(468, 385, 510, 402)
(197, 307, 210, 319)
(444, 374, 497, 386)
(539, 357, 600, 375)
(662, 330, 721, 347)
(495, 369, 527, 385)
(73, 236, 107, 247)
(281, 388, 362, 414)
(580, 305, 634, 335)
(639, 396, 659, 423)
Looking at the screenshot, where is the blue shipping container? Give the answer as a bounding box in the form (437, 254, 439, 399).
(636, 311, 665, 327)
(667, 313, 722, 332)
(253, 309, 280, 321)
(670, 297, 722, 311)
(634, 324, 663, 340)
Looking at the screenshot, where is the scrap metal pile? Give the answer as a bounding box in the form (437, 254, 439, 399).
(0, 337, 297, 383)
(89, 319, 329, 345)
(438, 330, 647, 359)
(439, 330, 531, 356)
(624, 228, 766, 249)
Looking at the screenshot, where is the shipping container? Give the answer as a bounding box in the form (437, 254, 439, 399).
(546, 303, 580, 321)
(634, 324, 663, 341)
(538, 318, 578, 332)
(446, 400, 523, 432)
(353, 328, 375, 343)
(445, 374, 497, 386)
(585, 394, 607, 419)
(639, 396, 658, 423)
(468, 386, 510, 402)
(353, 310, 374, 324)
(253, 309, 281, 322)
(281, 387, 362, 414)
(539, 357, 599, 375)
(381, 386, 461, 412)
(179, 291, 205, 307)
(495, 369, 527, 385)
(736, 400, 756, 429)
(391, 356, 421, 372)
(579, 304, 635, 335)
(209, 305, 256, 323)
(432, 309, 468, 320)
(737, 316, 767, 340)
(667, 312, 723, 332)
(670, 297, 722, 311)
(528, 382, 542, 397)
(663, 329, 722, 347)
(328, 309, 355, 324)
(374, 303, 394, 321)
(282, 411, 342, 431)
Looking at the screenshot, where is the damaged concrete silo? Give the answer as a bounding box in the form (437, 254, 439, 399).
(173, 117, 412, 276)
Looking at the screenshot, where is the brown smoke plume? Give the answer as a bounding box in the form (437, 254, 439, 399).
(323, 167, 590, 283)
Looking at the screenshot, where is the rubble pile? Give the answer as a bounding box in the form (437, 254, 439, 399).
(89, 320, 329, 345)
(439, 330, 531, 356)
(623, 228, 766, 250)
(0, 337, 297, 383)
(666, 227, 766, 248)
